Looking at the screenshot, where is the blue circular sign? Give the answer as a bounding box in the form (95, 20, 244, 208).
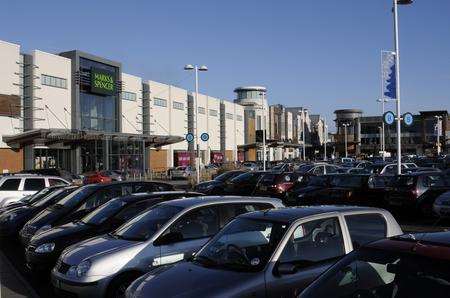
(200, 133, 209, 142)
(403, 112, 414, 126)
(383, 111, 395, 126)
(185, 133, 194, 143)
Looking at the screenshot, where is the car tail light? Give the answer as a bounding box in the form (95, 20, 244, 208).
(277, 182, 294, 193)
(411, 189, 419, 198)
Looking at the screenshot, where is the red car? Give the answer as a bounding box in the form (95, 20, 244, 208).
(83, 171, 113, 184)
(300, 231, 450, 298)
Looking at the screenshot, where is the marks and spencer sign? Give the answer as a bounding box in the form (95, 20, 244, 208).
(90, 67, 115, 95)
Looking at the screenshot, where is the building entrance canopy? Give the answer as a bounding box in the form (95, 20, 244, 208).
(3, 129, 184, 149)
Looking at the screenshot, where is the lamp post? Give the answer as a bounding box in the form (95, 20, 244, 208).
(301, 109, 307, 161)
(323, 118, 328, 161)
(378, 126, 383, 155)
(184, 64, 208, 184)
(377, 99, 387, 159)
(343, 123, 350, 158)
(435, 115, 443, 156)
(260, 92, 267, 171)
(392, 0, 413, 174)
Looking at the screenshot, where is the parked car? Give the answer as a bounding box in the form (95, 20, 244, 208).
(254, 172, 299, 199)
(194, 170, 246, 195)
(241, 162, 259, 171)
(385, 172, 450, 215)
(169, 166, 195, 180)
(295, 163, 340, 175)
(51, 196, 283, 298)
(300, 232, 450, 298)
(126, 206, 402, 297)
(380, 163, 408, 175)
(284, 175, 334, 206)
(83, 170, 124, 184)
(26, 191, 202, 272)
(0, 186, 78, 238)
(20, 168, 82, 185)
(20, 181, 174, 245)
(432, 190, 450, 217)
(222, 171, 267, 196)
(0, 174, 70, 207)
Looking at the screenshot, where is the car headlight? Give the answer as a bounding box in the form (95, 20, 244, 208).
(36, 225, 52, 235)
(76, 260, 91, 277)
(35, 242, 55, 253)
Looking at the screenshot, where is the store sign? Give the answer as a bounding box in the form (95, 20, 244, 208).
(90, 67, 115, 95)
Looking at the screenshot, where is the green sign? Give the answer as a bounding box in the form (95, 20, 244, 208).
(90, 67, 115, 95)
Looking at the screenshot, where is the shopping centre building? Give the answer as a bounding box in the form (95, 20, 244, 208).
(0, 39, 322, 174)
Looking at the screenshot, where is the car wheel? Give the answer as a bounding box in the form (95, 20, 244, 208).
(106, 272, 143, 298)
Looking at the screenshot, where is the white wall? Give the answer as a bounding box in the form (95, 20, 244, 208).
(33, 50, 71, 130)
(121, 73, 142, 134)
(0, 40, 22, 148)
(206, 95, 221, 152)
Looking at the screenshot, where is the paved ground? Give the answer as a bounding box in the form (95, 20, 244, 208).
(0, 250, 38, 298)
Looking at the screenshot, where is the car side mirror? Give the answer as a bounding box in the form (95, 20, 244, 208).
(275, 262, 298, 276)
(154, 231, 183, 246)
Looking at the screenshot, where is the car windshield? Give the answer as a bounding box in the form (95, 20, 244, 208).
(81, 198, 127, 226)
(301, 246, 450, 298)
(31, 188, 72, 207)
(54, 185, 96, 209)
(193, 218, 288, 272)
(214, 171, 238, 182)
(331, 176, 364, 188)
(112, 204, 183, 241)
(22, 187, 55, 204)
(297, 164, 314, 174)
(230, 172, 254, 183)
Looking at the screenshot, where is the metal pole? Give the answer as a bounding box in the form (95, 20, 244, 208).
(344, 124, 348, 158)
(262, 92, 266, 171)
(302, 109, 306, 160)
(381, 100, 386, 160)
(323, 118, 327, 161)
(436, 116, 441, 156)
(379, 126, 383, 155)
(393, 0, 402, 174)
(195, 66, 200, 184)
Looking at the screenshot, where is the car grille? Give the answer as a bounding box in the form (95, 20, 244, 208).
(21, 225, 37, 237)
(55, 259, 71, 274)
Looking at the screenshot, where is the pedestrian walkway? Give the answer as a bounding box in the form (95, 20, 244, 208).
(0, 251, 38, 298)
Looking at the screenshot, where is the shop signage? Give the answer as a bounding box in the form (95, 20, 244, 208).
(383, 111, 395, 126)
(90, 67, 115, 95)
(403, 112, 414, 126)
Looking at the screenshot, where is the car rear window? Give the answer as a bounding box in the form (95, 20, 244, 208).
(345, 213, 387, 248)
(0, 178, 21, 191)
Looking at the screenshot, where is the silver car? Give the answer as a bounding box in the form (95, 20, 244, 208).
(125, 206, 403, 298)
(51, 196, 284, 298)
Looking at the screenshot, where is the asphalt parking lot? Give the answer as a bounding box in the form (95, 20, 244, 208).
(1, 212, 449, 298)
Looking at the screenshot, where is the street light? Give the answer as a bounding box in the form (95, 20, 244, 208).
(323, 118, 328, 161)
(301, 108, 307, 161)
(259, 92, 267, 171)
(342, 123, 350, 158)
(391, 0, 413, 174)
(435, 116, 443, 156)
(376, 98, 395, 160)
(184, 64, 208, 184)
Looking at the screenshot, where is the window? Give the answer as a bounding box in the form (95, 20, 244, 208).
(113, 200, 158, 222)
(153, 98, 167, 107)
(279, 217, 345, 265)
(41, 74, 67, 89)
(122, 91, 137, 101)
(325, 166, 338, 174)
(236, 115, 243, 121)
(313, 166, 325, 175)
(0, 179, 21, 191)
(48, 179, 67, 186)
(219, 203, 274, 226)
(209, 109, 218, 117)
(165, 206, 219, 240)
(173, 101, 184, 110)
(78, 186, 123, 211)
(226, 113, 233, 120)
(345, 214, 387, 248)
(198, 107, 206, 114)
(23, 178, 46, 191)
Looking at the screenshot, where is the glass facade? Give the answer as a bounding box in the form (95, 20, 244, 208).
(79, 58, 119, 132)
(237, 90, 264, 100)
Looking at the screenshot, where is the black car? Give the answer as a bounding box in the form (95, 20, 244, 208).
(222, 171, 267, 196)
(253, 172, 299, 199)
(0, 186, 78, 238)
(194, 170, 246, 195)
(25, 191, 202, 272)
(386, 173, 450, 215)
(19, 181, 174, 245)
(285, 175, 334, 206)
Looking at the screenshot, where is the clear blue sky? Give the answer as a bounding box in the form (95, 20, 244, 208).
(1, 0, 449, 130)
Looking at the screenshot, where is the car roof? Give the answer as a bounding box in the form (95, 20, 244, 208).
(240, 205, 385, 223)
(120, 191, 203, 203)
(160, 195, 281, 208)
